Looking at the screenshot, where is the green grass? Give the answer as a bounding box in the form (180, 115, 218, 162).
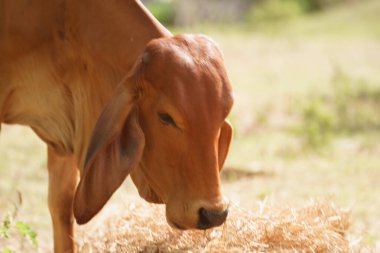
(1, 0, 380, 250)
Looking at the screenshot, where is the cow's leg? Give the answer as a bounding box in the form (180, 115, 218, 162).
(47, 147, 78, 253)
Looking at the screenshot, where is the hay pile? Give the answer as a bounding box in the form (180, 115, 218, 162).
(76, 199, 350, 252)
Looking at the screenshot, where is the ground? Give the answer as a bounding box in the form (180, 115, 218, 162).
(1, 0, 380, 252)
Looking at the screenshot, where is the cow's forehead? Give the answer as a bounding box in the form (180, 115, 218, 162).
(142, 35, 233, 123)
(144, 35, 230, 90)
(146, 34, 223, 64)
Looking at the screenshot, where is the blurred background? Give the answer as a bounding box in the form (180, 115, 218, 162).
(1, 0, 380, 251)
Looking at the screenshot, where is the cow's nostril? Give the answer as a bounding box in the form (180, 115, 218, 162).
(197, 207, 228, 229)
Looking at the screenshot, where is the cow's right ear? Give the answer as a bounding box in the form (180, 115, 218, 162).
(73, 80, 145, 224)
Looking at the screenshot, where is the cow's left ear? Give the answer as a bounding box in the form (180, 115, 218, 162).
(73, 83, 145, 225)
(218, 120, 233, 171)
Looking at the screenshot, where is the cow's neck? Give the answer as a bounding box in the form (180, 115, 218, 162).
(71, 0, 171, 71)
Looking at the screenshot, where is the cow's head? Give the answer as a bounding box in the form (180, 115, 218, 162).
(74, 35, 234, 230)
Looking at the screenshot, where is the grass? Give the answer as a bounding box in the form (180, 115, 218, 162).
(1, 0, 380, 251)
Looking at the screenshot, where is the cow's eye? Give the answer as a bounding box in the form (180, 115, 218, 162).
(158, 112, 177, 127)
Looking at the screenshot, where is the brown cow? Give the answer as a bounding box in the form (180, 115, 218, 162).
(0, 0, 234, 252)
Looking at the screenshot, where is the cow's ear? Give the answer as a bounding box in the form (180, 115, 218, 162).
(73, 83, 145, 225)
(218, 120, 233, 171)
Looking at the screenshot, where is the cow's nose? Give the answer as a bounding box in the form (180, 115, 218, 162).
(197, 207, 228, 229)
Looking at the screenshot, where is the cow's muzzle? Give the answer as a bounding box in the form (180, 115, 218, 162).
(197, 207, 228, 229)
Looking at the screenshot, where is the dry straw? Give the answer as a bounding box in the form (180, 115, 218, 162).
(76, 199, 350, 252)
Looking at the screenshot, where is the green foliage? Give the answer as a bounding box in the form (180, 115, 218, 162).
(15, 221, 38, 247)
(247, 0, 304, 24)
(2, 248, 12, 253)
(0, 195, 39, 252)
(296, 98, 335, 149)
(299, 0, 351, 12)
(294, 67, 380, 149)
(0, 215, 12, 239)
(331, 67, 380, 132)
(247, 0, 351, 25)
(145, 1, 176, 26)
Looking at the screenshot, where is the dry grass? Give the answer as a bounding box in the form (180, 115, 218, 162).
(76, 199, 350, 252)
